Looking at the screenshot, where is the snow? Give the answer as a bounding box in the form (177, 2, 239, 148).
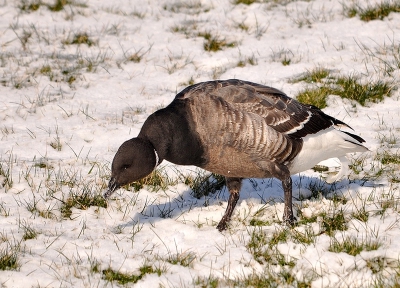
(1, 0, 400, 287)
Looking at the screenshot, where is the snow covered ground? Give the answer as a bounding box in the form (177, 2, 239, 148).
(1, 0, 400, 287)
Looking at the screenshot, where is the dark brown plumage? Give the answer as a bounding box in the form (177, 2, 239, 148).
(105, 79, 367, 231)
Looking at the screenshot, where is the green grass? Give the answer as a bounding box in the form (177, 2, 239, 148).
(64, 32, 95, 46)
(237, 55, 257, 67)
(0, 161, 13, 190)
(102, 265, 160, 285)
(329, 236, 380, 256)
(48, 0, 71, 11)
(270, 48, 299, 66)
(21, 224, 38, 241)
(352, 207, 369, 222)
(379, 151, 400, 165)
(40, 65, 52, 75)
(165, 251, 196, 267)
(60, 191, 107, 219)
(291, 67, 330, 84)
(297, 209, 347, 236)
(320, 210, 347, 236)
(163, 1, 209, 14)
(296, 72, 393, 108)
(18, 0, 42, 12)
(188, 173, 225, 199)
(125, 169, 225, 198)
(179, 76, 196, 87)
(198, 32, 237, 52)
(344, 1, 400, 21)
(0, 245, 19, 271)
(18, 0, 87, 13)
(127, 168, 176, 192)
(249, 218, 271, 226)
(195, 275, 220, 288)
(247, 227, 296, 266)
(234, 0, 258, 5)
(297, 212, 319, 226)
(247, 228, 269, 263)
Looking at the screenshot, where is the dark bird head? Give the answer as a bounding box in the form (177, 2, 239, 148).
(104, 138, 159, 199)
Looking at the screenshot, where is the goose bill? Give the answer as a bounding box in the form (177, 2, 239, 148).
(104, 177, 118, 199)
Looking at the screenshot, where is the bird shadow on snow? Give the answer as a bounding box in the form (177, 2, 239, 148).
(117, 174, 369, 230)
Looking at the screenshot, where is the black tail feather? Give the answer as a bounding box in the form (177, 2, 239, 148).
(342, 131, 366, 143)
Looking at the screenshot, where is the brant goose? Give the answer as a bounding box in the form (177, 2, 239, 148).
(104, 79, 367, 231)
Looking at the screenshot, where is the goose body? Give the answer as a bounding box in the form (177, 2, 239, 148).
(105, 79, 367, 231)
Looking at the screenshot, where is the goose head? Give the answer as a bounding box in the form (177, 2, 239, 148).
(104, 138, 159, 198)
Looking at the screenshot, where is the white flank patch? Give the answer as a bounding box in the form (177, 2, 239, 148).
(289, 127, 367, 175)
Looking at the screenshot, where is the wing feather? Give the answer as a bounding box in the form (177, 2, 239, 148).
(175, 79, 354, 139)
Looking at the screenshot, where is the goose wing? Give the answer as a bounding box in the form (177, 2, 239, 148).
(176, 79, 351, 139)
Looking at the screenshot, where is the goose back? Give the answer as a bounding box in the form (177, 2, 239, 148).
(176, 79, 350, 138)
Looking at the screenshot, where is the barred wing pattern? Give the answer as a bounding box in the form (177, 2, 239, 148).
(176, 79, 351, 139)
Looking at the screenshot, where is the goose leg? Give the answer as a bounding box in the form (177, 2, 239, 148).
(282, 176, 295, 225)
(216, 177, 242, 232)
(253, 160, 296, 225)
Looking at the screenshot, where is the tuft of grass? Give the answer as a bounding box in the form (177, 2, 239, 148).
(102, 265, 160, 285)
(321, 210, 347, 236)
(234, 0, 258, 5)
(19, 0, 87, 13)
(334, 75, 391, 105)
(40, 65, 52, 75)
(123, 46, 152, 63)
(237, 22, 249, 32)
(23, 226, 38, 240)
(166, 251, 196, 267)
(48, 0, 70, 11)
(291, 67, 330, 84)
(18, 0, 42, 12)
(268, 228, 289, 248)
(296, 73, 392, 108)
(60, 191, 107, 219)
(378, 151, 400, 165)
(179, 76, 196, 87)
(297, 86, 330, 108)
(247, 228, 269, 263)
(63, 33, 95, 47)
(291, 227, 317, 245)
(247, 227, 296, 266)
(50, 139, 62, 151)
(163, 1, 209, 14)
(344, 1, 400, 22)
(352, 207, 371, 223)
(297, 209, 347, 236)
(187, 173, 225, 199)
(297, 212, 319, 226)
(231, 273, 280, 287)
(127, 52, 142, 63)
(0, 201, 10, 217)
(366, 257, 390, 274)
(249, 218, 271, 227)
(127, 168, 175, 192)
(237, 55, 257, 67)
(270, 47, 303, 66)
(195, 275, 220, 288)
(329, 236, 380, 256)
(0, 244, 19, 271)
(282, 58, 291, 66)
(0, 159, 13, 190)
(198, 32, 237, 52)
(327, 193, 348, 206)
